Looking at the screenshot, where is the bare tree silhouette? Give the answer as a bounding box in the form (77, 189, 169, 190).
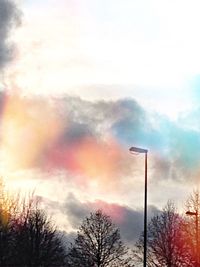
(67, 210, 133, 267)
(13, 202, 67, 267)
(185, 189, 200, 267)
(0, 179, 67, 267)
(135, 201, 194, 267)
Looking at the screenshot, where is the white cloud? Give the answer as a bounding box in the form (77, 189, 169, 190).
(5, 0, 199, 121)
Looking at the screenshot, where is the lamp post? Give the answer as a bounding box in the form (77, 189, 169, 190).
(129, 146, 148, 267)
(186, 210, 199, 266)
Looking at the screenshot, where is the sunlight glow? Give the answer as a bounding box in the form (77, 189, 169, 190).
(0, 95, 62, 173)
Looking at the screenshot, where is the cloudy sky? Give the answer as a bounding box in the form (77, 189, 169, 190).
(1, 0, 200, 244)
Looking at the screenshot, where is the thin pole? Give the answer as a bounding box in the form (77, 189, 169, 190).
(144, 152, 148, 267)
(196, 212, 199, 267)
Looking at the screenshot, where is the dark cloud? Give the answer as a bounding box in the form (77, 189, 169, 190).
(118, 205, 160, 244)
(63, 193, 90, 227)
(57, 97, 144, 138)
(62, 193, 160, 245)
(0, 91, 7, 117)
(63, 122, 93, 143)
(0, 0, 21, 69)
(60, 230, 76, 248)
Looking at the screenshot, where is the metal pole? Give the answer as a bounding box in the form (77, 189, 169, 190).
(196, 212, 199, 267)
(129, 146, 148, 267)
(144, 152, 148, 267)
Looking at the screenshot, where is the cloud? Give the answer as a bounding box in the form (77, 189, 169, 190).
(0, 0, 21, 69)
(62, 193, 160, 244)
(2, 92, 199, 243)
(1, 93, 200, 187)
(0, 95, 139, 192)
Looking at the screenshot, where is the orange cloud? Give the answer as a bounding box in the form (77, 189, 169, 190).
(0, 95, 63, 171)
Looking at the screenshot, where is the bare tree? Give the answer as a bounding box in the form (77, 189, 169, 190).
(0, 179, 67, 266)
(67, 210, 133, 267)
(0, 178, 20, 266)
(185, 189, 200, 267)
(135, 201, 194, 267)
(13, 203, 67, 267)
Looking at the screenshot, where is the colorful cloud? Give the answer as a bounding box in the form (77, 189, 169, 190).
(61, 192, 160, 244)
(1, 93, 200, 188)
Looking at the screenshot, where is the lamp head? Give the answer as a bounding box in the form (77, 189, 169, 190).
(186, 211, 198, 216)
(129, 147, 148, 154)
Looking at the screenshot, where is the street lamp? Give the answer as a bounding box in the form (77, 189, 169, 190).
(129, 146, 148, 267)
(186, 210, 199, 266)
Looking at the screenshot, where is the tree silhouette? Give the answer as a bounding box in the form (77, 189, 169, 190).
(67, 210, 133, 267)
(0, 179, 67, 267)
(0, 178, 20, 266)
(184, 189, 200, 267)
(135, 201, 194, 267)
(13, 203, 67, 267)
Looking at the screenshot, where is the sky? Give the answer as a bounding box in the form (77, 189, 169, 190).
(1, 0, 200, 245)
